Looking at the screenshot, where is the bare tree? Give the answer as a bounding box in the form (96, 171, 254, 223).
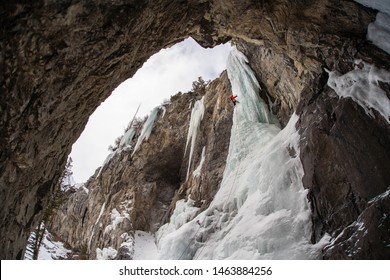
(192, 76, 209, 94)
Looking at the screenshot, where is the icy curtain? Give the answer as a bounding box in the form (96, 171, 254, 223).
(184, 97, 205, 180)
(156, 47, 329, 259)
(227, 47, 277, 125)
(132, 107, 160, 156)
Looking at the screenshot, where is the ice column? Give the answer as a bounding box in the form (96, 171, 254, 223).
(184, 97, 205, 180)
(132, 106, 160, 156)
(119, 128, 136, 147)
(227, 47, 278, 125)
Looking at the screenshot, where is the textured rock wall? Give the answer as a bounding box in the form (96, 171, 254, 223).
(48, 72, 233, 259)
(1, 0, 387, 259)
(297, 73, 390, 259)
(0, 0, 221, 259)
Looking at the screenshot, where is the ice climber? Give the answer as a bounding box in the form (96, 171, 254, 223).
(230, 95, 239, 106)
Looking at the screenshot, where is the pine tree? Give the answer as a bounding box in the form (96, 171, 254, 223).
(191, 76, 209, 94)
(26, 158, 70, 259)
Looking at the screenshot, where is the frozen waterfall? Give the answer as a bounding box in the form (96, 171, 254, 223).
(132, 106, 160, 156)
(185, 97, 205, 180)
(156, 47, 329, 259)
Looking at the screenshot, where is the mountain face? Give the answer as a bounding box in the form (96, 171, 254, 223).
(1, 0, 389, 259)
(49, 73, 233, 259)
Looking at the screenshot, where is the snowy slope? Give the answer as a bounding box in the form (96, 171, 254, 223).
(155, 47, 329, 259)
(133, 231, 158, 260)
(24, 227, 72, 260)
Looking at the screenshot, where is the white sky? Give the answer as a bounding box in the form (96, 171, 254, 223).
(70, 38, 232, 183)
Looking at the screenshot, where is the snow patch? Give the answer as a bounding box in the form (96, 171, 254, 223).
(160, 105, 167, 118)
(104, 208, 130, 235)
(368, 187, 390, 205)
(324, 189, 390, 252)
(368, 187, 390, 204)
(96, 247, 117, 260)
(25, 227, 72, 260)
(133, 231, 158, 260)
(193, 146, 206, 178)
(82, 185, 89, 194)
(38, 232, 72, 260)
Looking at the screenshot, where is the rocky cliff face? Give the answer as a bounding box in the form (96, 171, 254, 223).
(1, 0, 389, 259)
(235, 36, 390, 259)
(48, 72, 233, 259)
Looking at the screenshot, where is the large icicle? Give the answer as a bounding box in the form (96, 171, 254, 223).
(157, 47, 329, 260)
(119, 128, 136, 147)
(132, 106, 160, 156)
(184, 97, 205, 180)
(88, 201, 107, 251)
(193, 146, 206, 178)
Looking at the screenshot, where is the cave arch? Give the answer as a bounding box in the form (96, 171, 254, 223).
(0, 0, 380, 259)
(70, 37, 231, 183)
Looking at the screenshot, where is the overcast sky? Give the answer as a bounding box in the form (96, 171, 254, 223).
(70, 38, 232, 183)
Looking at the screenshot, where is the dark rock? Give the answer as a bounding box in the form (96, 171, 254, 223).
(297, 70, 390, 258)
(323, 190, 390, 259)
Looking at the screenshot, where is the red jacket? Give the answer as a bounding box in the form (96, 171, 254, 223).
(230, 95, 237, 102)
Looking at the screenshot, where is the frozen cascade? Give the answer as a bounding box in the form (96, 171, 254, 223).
(119, 127, 136, 147)
(326, 60, 390, 123)
(132, 106, 160, 156)
(156, 47, 329, 259)
(227, 47, 278, 126)
(184, 97, 205, 180)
